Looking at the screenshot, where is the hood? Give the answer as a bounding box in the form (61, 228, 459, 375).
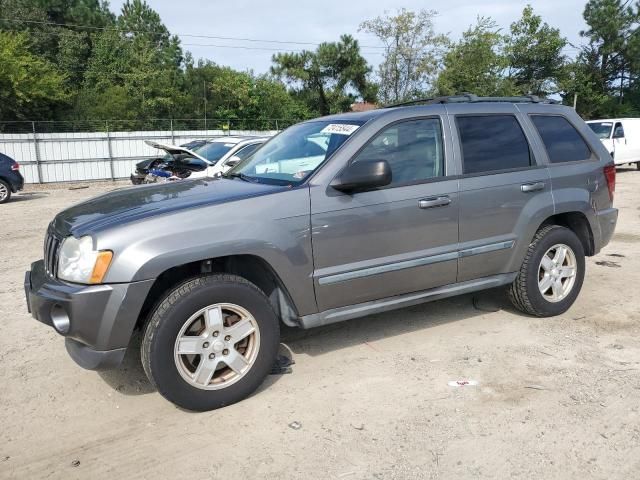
(52, 178, 288, 237)
(136, 157, 163, 171)
(144, 140, 211, 164)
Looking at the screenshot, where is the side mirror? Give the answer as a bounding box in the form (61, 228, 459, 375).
(331, 160, 392, 193)
(613, 128, 625, 139)
(225, 155, 242, 168)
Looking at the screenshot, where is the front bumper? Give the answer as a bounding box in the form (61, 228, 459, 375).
(130, 172, 146, 185)
(25, 260, 154, 370)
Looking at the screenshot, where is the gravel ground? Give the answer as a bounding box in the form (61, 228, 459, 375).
(1, 173, 639, 479)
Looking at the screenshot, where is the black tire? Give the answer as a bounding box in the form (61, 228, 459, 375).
(0, 180, 11, 204)
(141, 274, 280, 411)
(508, 225, 585, 317)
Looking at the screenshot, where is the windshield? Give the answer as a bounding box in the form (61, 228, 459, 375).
(225, 120, 364, 185)
(587, 122, 613, 139)
(194, 142, 235, 163)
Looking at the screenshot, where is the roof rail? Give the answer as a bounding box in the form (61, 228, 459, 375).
(383, 93, 560, 108)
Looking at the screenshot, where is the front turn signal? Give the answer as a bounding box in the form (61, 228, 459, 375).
(89, 251, 113, 284)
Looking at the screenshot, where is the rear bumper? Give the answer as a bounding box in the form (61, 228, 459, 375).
(25, 260, 154, 370)
(7, 171, 23, 192)
(596, 207, 618, 251)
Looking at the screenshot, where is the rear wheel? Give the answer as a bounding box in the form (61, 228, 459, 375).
(0, 180, 11, 204)
(509, 225, 585, 317)
(141, 274, 280, 411)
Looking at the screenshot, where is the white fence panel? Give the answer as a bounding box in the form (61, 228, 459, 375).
(0, 129, 278, 184)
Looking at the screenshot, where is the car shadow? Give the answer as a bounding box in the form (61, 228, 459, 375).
(97, 287, 516, 397)
(9, 192, 50, 202)
(281, 287, 515, 357)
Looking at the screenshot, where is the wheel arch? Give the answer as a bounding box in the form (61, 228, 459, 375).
(538, 211, 595, 256)
(135, 254, 301, 331)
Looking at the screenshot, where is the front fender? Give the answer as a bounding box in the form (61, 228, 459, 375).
(97, 188, 317, 316)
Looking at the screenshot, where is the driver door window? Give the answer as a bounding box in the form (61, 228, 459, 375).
(352, 118, 444, 186)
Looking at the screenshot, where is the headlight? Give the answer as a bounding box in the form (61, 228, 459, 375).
(57, 236, 113, 284)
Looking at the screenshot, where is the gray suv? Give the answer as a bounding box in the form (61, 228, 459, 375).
(25, 95, 618, 411)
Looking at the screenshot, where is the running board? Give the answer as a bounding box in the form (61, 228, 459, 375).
(298, 273, 517, 329)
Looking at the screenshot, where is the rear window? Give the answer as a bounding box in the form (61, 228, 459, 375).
(457, 115, 531, 174)
(531, 115, 592, 163)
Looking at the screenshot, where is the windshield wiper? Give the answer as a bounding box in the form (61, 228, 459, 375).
(225, 172, 258, 183)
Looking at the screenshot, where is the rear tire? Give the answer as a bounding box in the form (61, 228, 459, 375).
(0, 180, 11, 204)
(509, 225, 585, 317)
(141, 274, 280, 411)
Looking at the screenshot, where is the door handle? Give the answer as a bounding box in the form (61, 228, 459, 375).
(418, 196, 451, 209)
(520, 182, 545, 193)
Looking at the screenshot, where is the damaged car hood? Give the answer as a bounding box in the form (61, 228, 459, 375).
(52, 178, 288, 237)
(144, 140, 211, 164)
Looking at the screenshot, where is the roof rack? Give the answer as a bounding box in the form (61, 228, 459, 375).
(383, 93, 560, 108)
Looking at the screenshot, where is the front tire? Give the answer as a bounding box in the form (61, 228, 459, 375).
(509, 225, 585, 317)
(141, 274, 280, 411)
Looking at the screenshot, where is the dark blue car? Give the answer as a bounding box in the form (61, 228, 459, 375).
(0, 153, 24, 203)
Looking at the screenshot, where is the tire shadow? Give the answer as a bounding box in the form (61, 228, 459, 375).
(96, 330, 156, 396)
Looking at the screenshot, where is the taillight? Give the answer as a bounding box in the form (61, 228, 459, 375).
(604, 164, 616, 202)
(11, 163, 19, 171)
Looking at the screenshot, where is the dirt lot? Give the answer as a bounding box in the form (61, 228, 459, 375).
(1, 173, 639, 480)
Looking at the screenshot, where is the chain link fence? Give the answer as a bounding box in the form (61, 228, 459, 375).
(0, 118, 301, 184)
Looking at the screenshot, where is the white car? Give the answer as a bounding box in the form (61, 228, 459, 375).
(135, 136, 269, 183)
(587, 118, 640, 168)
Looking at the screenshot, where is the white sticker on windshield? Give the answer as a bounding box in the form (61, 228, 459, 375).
(320, 124, 360, 135)
(224, 143, 235, 147)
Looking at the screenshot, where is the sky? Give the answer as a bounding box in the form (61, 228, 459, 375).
(109, 0, 589, 74)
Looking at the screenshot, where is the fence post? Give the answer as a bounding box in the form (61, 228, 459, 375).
(275, 119, 279, 131)
(106, 121, 115, 180)
(32, 121, 43, 184)
(170, 119, 175, 144)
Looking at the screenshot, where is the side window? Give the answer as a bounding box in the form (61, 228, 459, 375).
(456, 115, 531, 174)
(613, 122, 625, 139)
(352, 118, 444, 186)
(530, 115, 592, 163)
(234, 143, 261, 161)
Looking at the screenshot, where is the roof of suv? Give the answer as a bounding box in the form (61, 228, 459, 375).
(314, 94, 563, 124)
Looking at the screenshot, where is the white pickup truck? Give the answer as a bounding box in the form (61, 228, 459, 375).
(587, 118, 640, 168)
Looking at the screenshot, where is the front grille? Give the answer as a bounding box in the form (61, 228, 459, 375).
(44, 229, 61, 278)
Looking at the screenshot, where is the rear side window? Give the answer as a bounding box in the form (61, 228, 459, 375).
(530, 115, 592, 163)
(457, 115, 531, 174)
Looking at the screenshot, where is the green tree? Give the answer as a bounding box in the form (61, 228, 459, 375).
(182, 59, 309, 129)
(0, 31, 68, 121)
(567, 0, 640, 117)
(271, 34, 376, 116)
(436, 17, 516, 97)
(359, 9, 448, 103)
(506, 5, 568, 96)
(78, 0, 185, 120)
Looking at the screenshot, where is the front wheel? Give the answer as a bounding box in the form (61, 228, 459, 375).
(509, 225, 585, 317)
(141, 274, 280, 411)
